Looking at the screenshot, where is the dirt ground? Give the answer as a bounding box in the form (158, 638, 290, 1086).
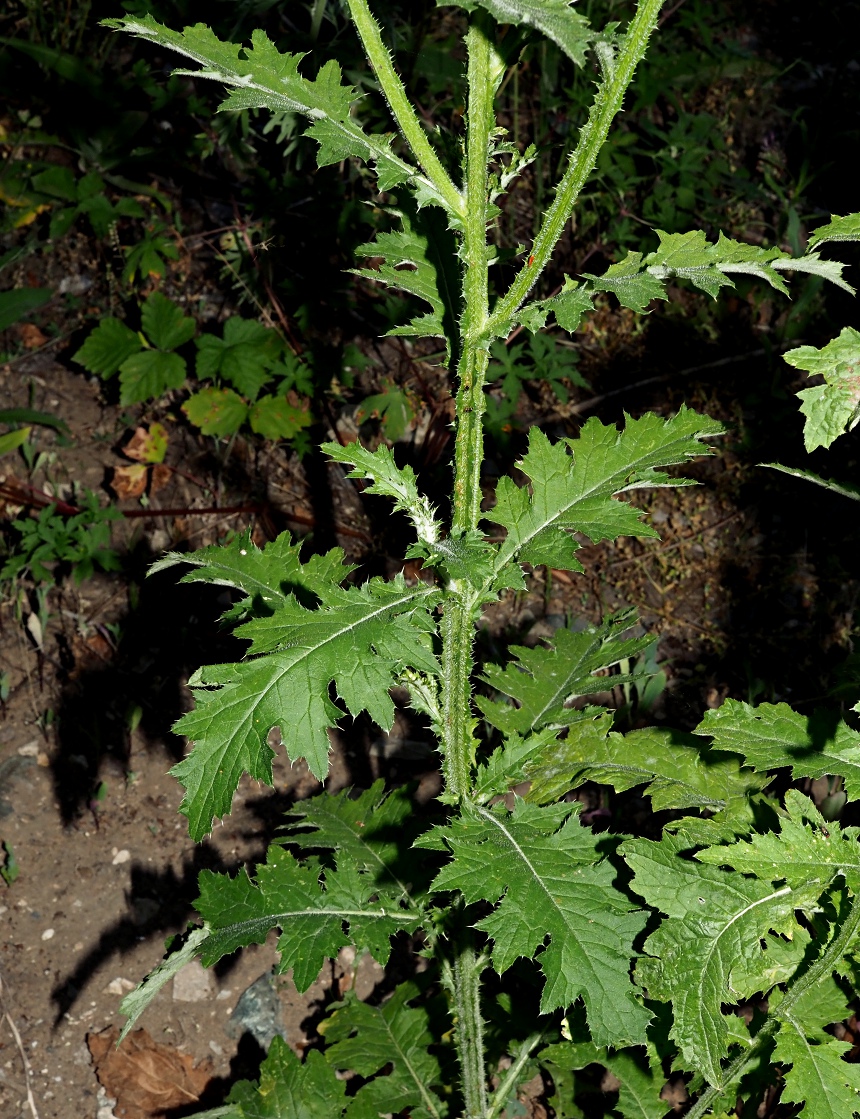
(2, 302, 860, 1118)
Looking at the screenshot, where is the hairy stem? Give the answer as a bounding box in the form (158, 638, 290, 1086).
(443, 18, 498, 1118)
(453, 935, 489, 1119)
(486, 0, 666, 337)
(685, 886, 860, 1119)
(452, 15, 496, 534)
(345, 0, 464, 216)
(440, 590, 478, 803)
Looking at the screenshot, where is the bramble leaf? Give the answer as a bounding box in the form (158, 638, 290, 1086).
(248, 394, 312, 440)
(487, 410, 722, 572)
(696, 698, 860, 800)
(322, 441, 440, 545)
(625, 830, 824, 1084)
(225, 1038, 347, 1118)
(808, 212, 860, 250)
(194, 845, 421, 990)
(141, 290, 196, 350)
(118, 349, 187, 405)
(103, 17, 422, 197)
(72, 317, 141, 378)
(784, 327, 860, 451)
(426, 799, 651, 1046)
(182, 386, 248, 436)
(195, 316, 275, 399)
(440, 0, 596, 65)
(173, 576, 439, 838)
(478, 610, 653, 734)
(322, 984, 446, 1119)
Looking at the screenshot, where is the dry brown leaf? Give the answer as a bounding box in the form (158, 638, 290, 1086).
(111, 463, 148, 499)
(18, 323, 48, 349)
(88, 1026, 213, 1119)
(124, 423, 168, 464)
(149, 463, 172, 495)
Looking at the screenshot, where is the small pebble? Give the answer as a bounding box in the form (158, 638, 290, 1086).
(111, 849, 131, 865)
(105, 977, 136, 995)
(41, 928, 55, 941)
(173, 959, 214, 1002)
(17, 741, 40, 757)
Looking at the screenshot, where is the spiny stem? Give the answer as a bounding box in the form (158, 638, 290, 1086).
(345, 0, 464, 217)
(486, 0, 666, 338)
(453, 934, 489, 1119)
(453, 15, 495, 535)
(440, 589, 478, 803)
(685, 886, 860, 1119)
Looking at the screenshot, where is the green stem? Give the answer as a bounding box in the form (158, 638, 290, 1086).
(440, 590, 478, 803)
(486, 0, 666, 338)
(685, 887, 860, 1119)
(453, 934, 489, 1119)
(345, 0, 464, 217)
(486, 1031, 547, 1119)
(442, 18, 498, 1118)
(452, 15, 495, 535)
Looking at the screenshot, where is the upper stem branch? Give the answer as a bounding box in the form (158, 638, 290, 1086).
(452, 16, 496, 534)
(486, 0, 666, 337)
(345, 0, 464, 217)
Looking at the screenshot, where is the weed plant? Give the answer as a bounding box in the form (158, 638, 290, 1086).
(62, 3, 860, 1117)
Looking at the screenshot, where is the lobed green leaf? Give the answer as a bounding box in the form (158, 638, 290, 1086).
(808, 212, 860, 251)
(526, 719, 765, 821)
(696, 698, 860, 800)
(478, 610, 653, 735)
(439, 0, 597, 66)
(323, 441, 440, 545)
(426, 798, 652, 1047)
(784, 327, 860, 451)
(224, 1038, 347, 1118)
(625, 830, 824, 1084)
(172, 576, 439, 838)
(102, 17, 419, 195)
(322, 983, 446, 1119)
(487, 411, 722, 572)
(353, 206, 460, 355)
(195, 844, 421, 990)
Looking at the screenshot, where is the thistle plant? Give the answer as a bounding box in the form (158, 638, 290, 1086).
(107, 4, 860, 1117)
